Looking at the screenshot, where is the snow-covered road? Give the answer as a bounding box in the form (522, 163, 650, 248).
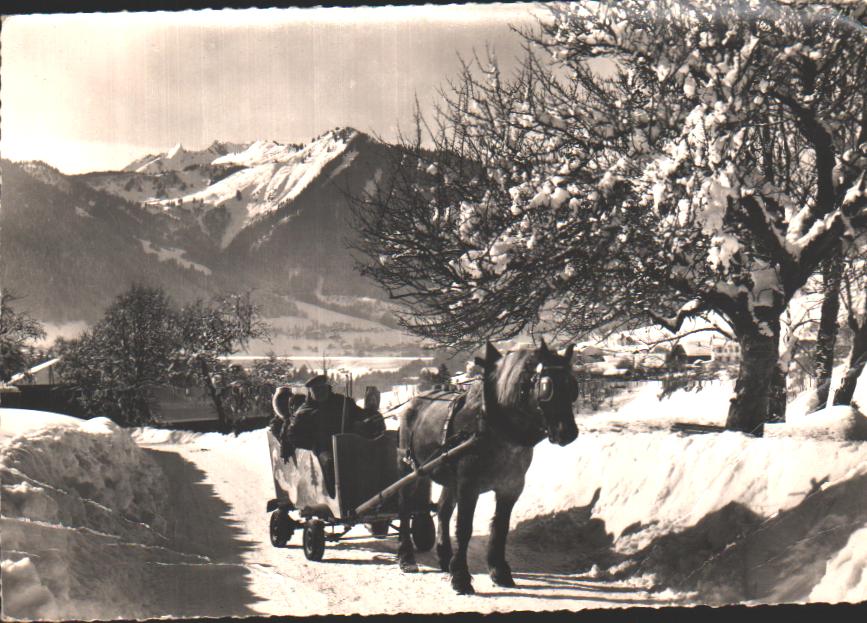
(5, 376, 867, 619)
(138, 430, 680, 616)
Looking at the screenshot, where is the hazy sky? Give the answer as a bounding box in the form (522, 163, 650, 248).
(1, 3, 544, 174)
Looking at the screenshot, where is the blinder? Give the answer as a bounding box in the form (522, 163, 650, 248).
(538, 376, 554, 402)
(531, 362, 575, 403)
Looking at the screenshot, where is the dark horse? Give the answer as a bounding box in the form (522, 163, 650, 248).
(396, 340, 579, 594)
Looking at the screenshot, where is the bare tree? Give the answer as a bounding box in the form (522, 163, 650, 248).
(353, 0, 867, 434)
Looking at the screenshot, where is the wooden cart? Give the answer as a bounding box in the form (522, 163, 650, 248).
(265, 429, 443, 561)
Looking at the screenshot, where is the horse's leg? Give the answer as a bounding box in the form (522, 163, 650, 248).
(487, 488, 520, 587)
(396, 409, 418, 573)
(449, 481, 479, 594)
(436, 486, 455, 573)
(397, 481, 419, 573)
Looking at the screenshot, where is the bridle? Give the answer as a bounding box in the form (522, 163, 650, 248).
(525, 362, 576, 406)
(479, 358, 576, 446)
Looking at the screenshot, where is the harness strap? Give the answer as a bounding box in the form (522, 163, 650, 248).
(440, 393, 467, 447)
(402, 389, 471, 473)
(403, 427, 421, 471)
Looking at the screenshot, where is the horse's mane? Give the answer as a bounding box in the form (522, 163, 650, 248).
(493, 348, 539, 408)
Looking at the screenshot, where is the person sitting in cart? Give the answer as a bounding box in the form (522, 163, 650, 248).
(284, 374, 386, 496)
(271, 385, 306, 458)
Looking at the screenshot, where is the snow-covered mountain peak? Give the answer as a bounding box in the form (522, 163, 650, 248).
(205, 140, 246, 156)
(166, 143, 185, 159)
(212, 129, 359, 168)
(129, 141, 251, 175)
(212, 140, 299, 167)
(145, 127, 364, 248)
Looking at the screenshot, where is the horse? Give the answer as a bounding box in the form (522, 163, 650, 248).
(396, 339, 579, 594)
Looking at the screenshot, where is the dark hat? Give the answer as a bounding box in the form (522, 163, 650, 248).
(305, 374, 331, 388)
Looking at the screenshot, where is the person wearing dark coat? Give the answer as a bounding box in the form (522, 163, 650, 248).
(286, 374, 386, 497)
(270, 385, 306, 461)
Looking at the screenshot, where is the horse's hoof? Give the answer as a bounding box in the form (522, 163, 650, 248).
(399, 560, 419, 573)
(489, 565, 515, 587)
(451, 574, 475, 595)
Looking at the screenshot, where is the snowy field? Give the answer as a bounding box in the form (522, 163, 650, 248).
(2, 374, 866, 619)
(223, 355, 433, 379)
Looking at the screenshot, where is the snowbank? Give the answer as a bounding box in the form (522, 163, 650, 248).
(129, 425, 265, 453)
(129, 426, 207, 446)
(499, 380, 867, 605)
(0, 408, 96, 441)
(809, 526, 867, 603)
(580, 379, 733, 430)
(766, 405, 867, 441)
(1, 409, 170, 620)
(1, 558, 60, 620)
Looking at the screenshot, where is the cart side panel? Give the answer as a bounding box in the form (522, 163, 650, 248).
(267, 430, 291, 503)
(268, 429, 341, 518)
(333, 431, 400, 517)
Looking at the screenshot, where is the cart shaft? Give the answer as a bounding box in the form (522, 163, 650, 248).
(353, 435, 478, 517)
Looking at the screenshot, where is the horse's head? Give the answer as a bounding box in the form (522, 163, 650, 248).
(476, 339, 579, 447)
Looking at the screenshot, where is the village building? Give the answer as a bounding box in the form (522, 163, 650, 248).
(8, 357, 62, 386)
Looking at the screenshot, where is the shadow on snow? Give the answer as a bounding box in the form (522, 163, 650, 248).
(316, 471, 867, 606)
(140, 448, 261, 618)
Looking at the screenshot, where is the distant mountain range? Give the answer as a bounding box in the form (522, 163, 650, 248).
(1, 128, 400, 325)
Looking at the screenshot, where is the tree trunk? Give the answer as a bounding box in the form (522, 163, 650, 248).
(833, 317, 867, 406)
(814, 246, 843, 409)
(769, 363, 787, 423)
(726, 321, 781, 436)
(199, 358, 229, 431)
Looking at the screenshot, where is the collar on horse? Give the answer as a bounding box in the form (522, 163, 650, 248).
(403, 388, 471, 471)
(402, 355, 571, 471)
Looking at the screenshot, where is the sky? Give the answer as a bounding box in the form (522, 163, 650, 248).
(1, 3, 545, 174)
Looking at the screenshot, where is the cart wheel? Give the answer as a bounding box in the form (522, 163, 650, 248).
(302, 519, 326, 561)
(366, 520, 390, 538)
(411, 513, 436, 552)
(269, 509, 293, 548)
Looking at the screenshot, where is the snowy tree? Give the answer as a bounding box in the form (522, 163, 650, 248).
(353, 0, 867, 434)
(57, 285, 177, 425)
(812, 244, 843, 409)
(176, 292, 270, 432)
(249, 352, 296, 413)
(0, 292, 46, 383)
(57, 287, 270, 428)
(834, 249, 867, 406)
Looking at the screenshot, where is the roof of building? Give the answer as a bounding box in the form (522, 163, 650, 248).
(9, 358, 62, 385)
